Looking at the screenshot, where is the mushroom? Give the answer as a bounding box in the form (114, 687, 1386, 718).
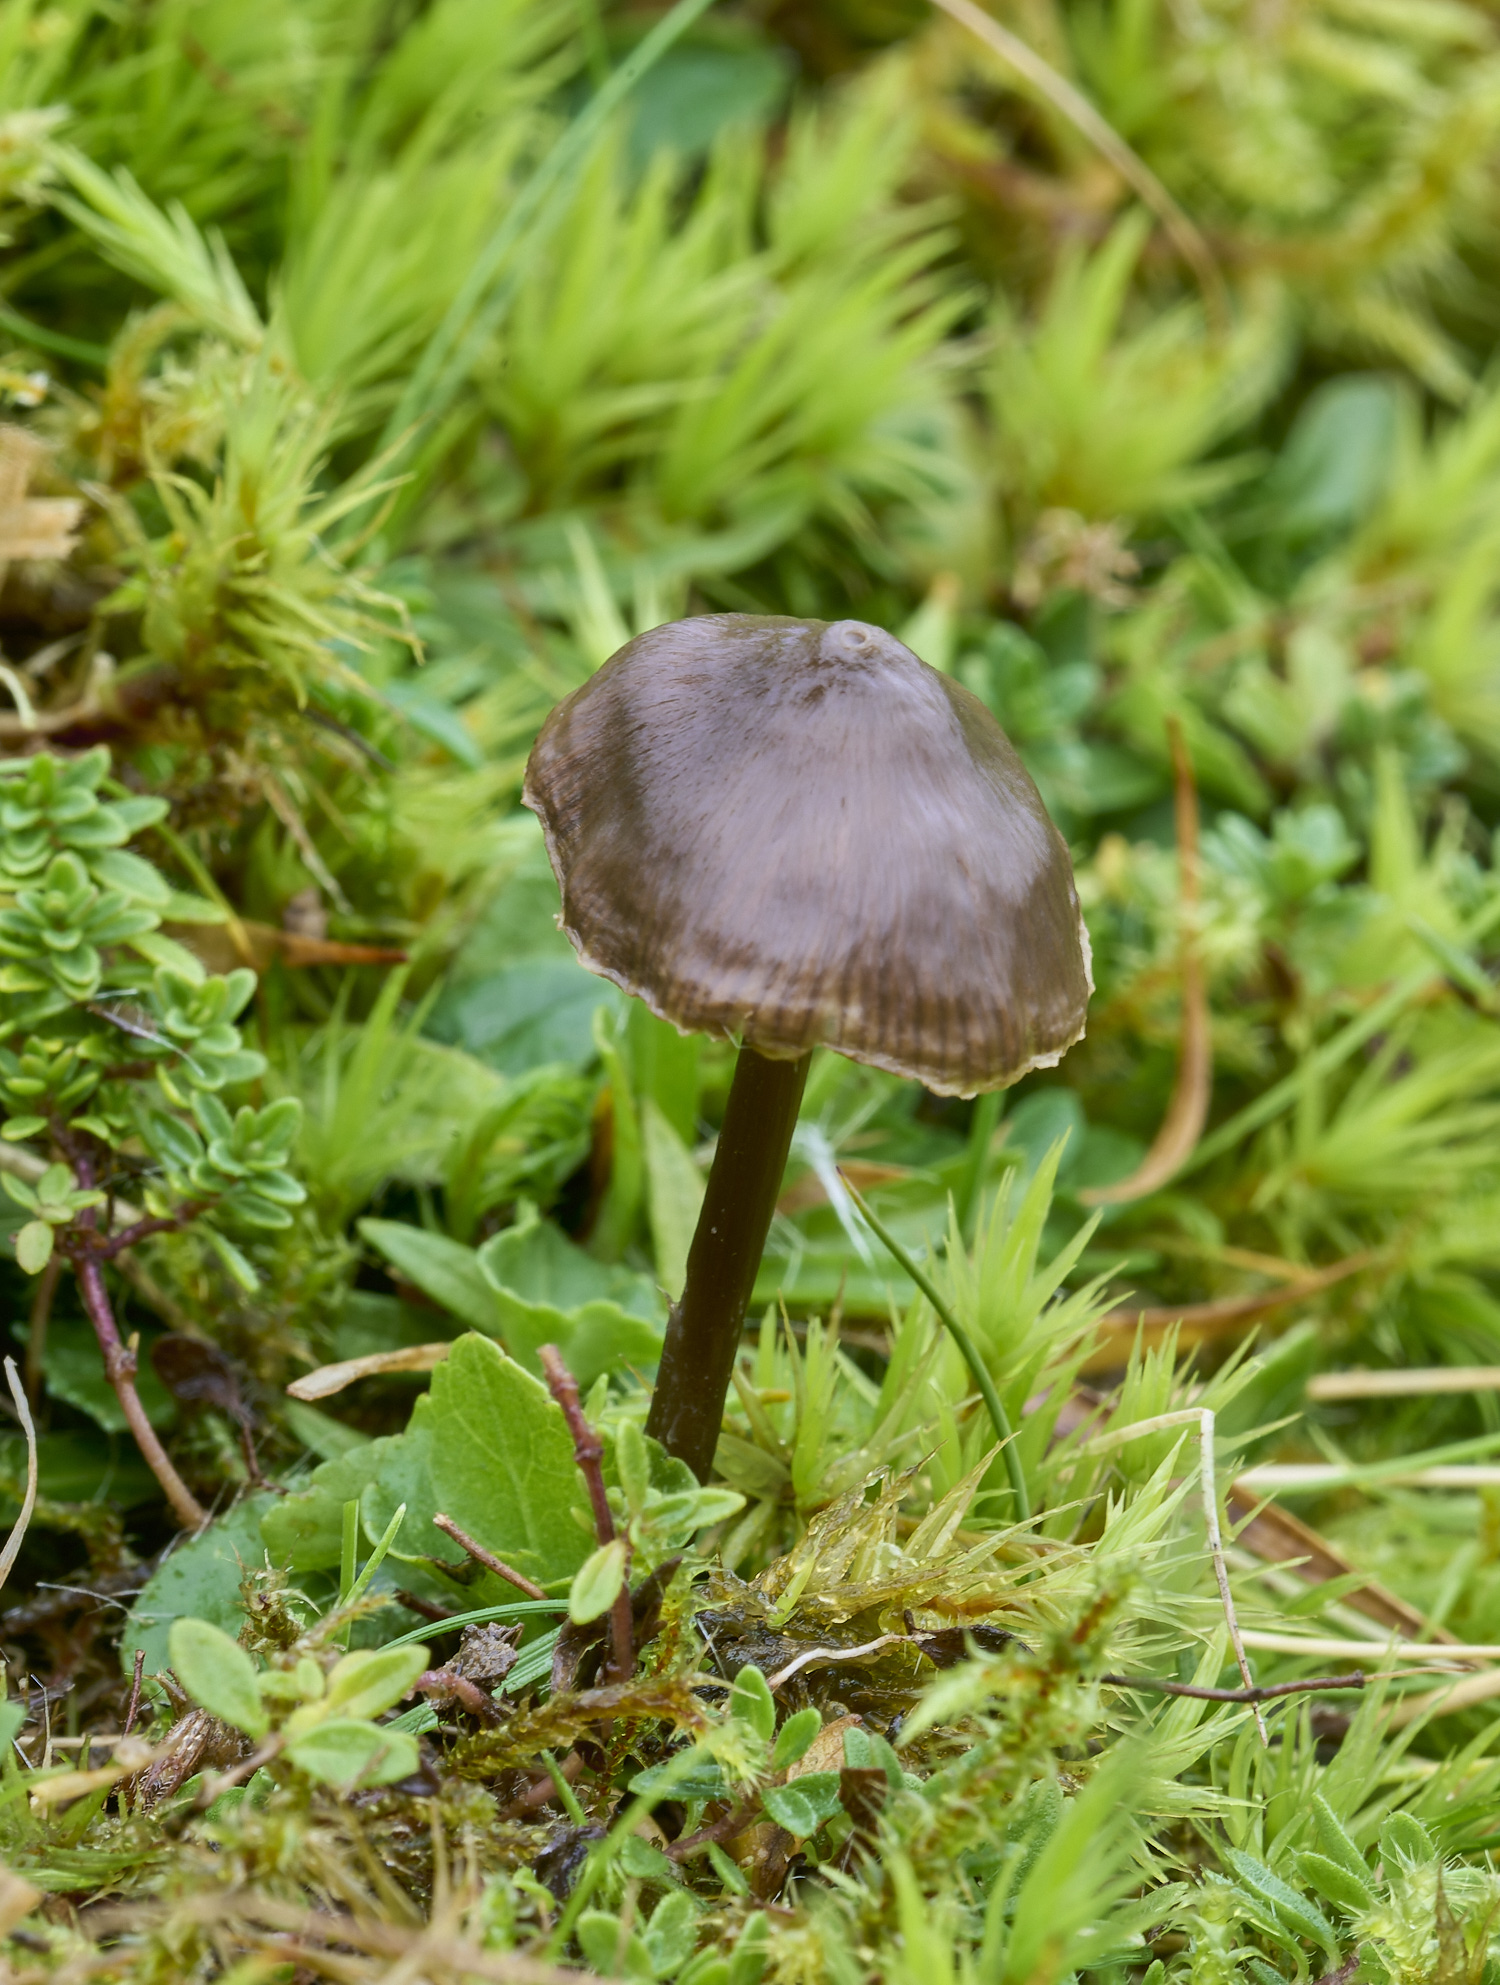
(523, 615, 1092, 1480)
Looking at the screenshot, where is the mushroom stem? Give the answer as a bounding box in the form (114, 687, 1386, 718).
(645, 1045, 810, 1480)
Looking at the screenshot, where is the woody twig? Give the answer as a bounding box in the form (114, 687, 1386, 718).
(538, 1345, 633, 1684)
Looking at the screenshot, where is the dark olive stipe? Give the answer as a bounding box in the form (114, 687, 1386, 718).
(523, 613, 1092, 1480)
(644, 1045, 809, 1480)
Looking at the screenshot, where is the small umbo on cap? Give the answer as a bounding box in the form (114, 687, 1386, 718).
(523, 614, 1092, 1481)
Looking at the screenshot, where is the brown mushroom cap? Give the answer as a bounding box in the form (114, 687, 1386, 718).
(522, 614, 1092, 1096)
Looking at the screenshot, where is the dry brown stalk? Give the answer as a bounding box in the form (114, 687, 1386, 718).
(169, 919, 408, 975)
(1082, 720, 1210, 1206)
(288, 1344, 451, 1400)
(1226, 1489, 1455, 1645)
(73, 1890, 580, 1984)
(1389, 1668, 1500, 1726)
(1080, 1252, 1376, 1371)
(1307, 1365, 1500, 1400)
(0, 1358, 37, 1595)
(0, 428, 82, 572)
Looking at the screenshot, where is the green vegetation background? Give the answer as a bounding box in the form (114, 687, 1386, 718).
(4, 0, 1500, 1975)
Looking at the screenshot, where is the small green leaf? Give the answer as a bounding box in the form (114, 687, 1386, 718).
(1296, 1849, 1375, 1915)
(91, 848, 170, 904)
(108, 790, 168, 833)
(678, 1954, 729, 1985)
(0, 1176, 37, 1213)
(641, 1095, 705, 1298)
(257, 1658, 324, 1704)
(728, 1664, 775, 1742)
(706, 1841, 747, 1896)
(771, 1707, 821, 1770)
(568, 1537, 628, 1624)
(201, 1225, 260, 1292)
(762, 1772, 844, 1838)
(616, 1417, 653, 1517)
(138, 1108, 202, 1171)
(641, 1486, 745, 1544)
(321, 1645, 429, 1722)
(168, 1617, 268, 1739)
(284, 1719, 419, 1790)
(726, 1912, 770, 1985)
(1378, 1811, 1434, 1864)
(620, 1832, 680, 1884)
(1, 1117, 45, 1141)
(264, 1336, 592, 1604)
(358, 1219, 498, 1331)
(129, 930, 206, 981)
(193, 1091, 234, 1143)
(630, 1758, 729, 1802)
(576, 1911, 653, 1980)
(158, 889, 229, 925)
(1311, 1794, 1373, 1884)
(1225, 1848, 1338, 1957)
(15, 1221, 53, 1273)
(642, 1888, 700, 1975)
(250, 1095, 303, 1152)
(850, 1727, 905, 1790)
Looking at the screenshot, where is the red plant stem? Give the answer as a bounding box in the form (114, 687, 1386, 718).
(237, 1419, 267, 1488)
(501, 1748, 585, 1817)
(98, 1208, 201, 1259)
(665, 1800, 759, 1861)
(393, 1590, 459, 1624)
(433, 1513, 551, 1602)
(71, 1249, 206, 1531)
(65, 1153, 207, 1530)
(415, 1669, 504, 1726)
(539, 1348, 614, 1540)
(122, 1650, 146, 1740)
(538, 1345, 633, 1685)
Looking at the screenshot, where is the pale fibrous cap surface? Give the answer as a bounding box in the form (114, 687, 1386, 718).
(522, 614, 1093, 1096)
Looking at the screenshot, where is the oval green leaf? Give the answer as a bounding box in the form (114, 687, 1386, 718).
(568, 1537, 627, 1625)
(168, 1616, 268, 1739)
(285, 1718, 419, 1790)
(15, 1221, 53, 1274)
(728, 1664, 775, 1743)
(770, 1707, 822, 1771)
(322, 1644, 430, 1722)
(761, 1772, 843, 1839)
